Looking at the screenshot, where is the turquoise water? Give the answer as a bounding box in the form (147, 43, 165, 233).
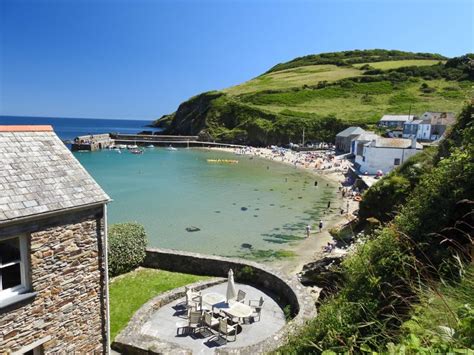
(75, 148, 338, 257)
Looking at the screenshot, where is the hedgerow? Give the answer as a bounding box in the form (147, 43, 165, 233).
(108, 222, 148, 277)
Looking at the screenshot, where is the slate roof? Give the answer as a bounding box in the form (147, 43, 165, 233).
(419, 112, 456, 126)
(380, 114, 415, 122)
(365, 137, 423, 149)
(336, 126, 366, 137)
(0, 125, 110, 223)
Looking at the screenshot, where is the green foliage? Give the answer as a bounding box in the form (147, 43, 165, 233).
(279, 104, 474, 353)
(359, 174, 411, 222)
(109, 268, 209, 340)
(267, 49, 445, 73)
(153, 51, 471, 145)
(389, 266, 474, 353)
(359, 147, 437, 223)
(108, 222, 148, 277)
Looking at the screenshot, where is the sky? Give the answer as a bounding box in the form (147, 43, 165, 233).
(0, 0, 473, 120)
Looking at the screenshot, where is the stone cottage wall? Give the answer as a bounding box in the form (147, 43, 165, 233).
(0, 207, 107, 353)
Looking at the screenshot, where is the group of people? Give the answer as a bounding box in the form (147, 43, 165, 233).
(305, 220, 324, 237)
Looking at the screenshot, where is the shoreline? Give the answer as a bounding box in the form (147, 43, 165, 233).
(201, 146, 359, 275)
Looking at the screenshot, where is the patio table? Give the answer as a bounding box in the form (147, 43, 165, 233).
(224, 301, 252, 319)
(202, 292, 226, 306)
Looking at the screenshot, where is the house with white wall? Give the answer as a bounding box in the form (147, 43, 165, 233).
(355, 137, 423, 175)
(402, 112, 455, 141)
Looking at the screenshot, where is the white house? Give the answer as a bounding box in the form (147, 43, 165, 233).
(355, 137, 423, 175)
(378, 114, 415, 128)
(402, 112, 455, 141)
(350, 132, 379, 156)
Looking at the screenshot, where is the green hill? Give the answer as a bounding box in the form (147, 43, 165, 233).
(153, 50, 473, 145)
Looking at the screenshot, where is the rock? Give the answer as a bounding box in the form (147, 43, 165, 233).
(241, 207, 248, 211)
(185, 226, 200, 232)
(241, 243, 253, 249)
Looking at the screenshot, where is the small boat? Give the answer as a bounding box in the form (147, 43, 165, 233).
(127, 144, 139, 149)
(117, 149, 122, 154)
(117, 144, 127, 149)
(146, 144, 155, 148)
(130, 148, 143, 155)
(167, 145, 177, 151)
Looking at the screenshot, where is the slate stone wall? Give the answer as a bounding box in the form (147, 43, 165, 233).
(0, 207, 107, 353)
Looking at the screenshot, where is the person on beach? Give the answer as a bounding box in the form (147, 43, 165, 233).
(305, 224, 311, 238)
(319, 220, 323, 232)
(327, 201, 331, 209)
(314, 181, 318, 187)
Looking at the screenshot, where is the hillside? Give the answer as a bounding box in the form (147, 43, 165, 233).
(279, 104, 474, 353)
(153, 50, 473, 145)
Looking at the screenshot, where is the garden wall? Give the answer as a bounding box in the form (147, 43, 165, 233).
(112, 248, 316, 354)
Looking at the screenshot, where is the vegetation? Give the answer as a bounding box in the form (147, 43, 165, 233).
(265, 49, 445, 73)
(277, 104, 474, 353)
(108, 222, 148, 277)
(109, 268, 209, 340)
(153, 50, 472, 145)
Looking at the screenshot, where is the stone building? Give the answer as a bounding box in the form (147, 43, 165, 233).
(335, 126, 366, 153)
(0, 126, 110, 353)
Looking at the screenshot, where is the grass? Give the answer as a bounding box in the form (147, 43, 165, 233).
(225, 59, 445, 95)
(353, 59, 443, 70)
(226, 64, 361, 95)
(394, 266, 474, 351)
(245, 79, 472, 122)
(109, 267, 209, 341)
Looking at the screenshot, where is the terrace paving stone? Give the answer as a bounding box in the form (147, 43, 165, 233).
(141, 282, 286, 354)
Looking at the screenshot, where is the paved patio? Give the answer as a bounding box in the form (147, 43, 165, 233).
(139, 282, 286, 354)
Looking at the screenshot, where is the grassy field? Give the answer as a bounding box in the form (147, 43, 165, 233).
(225, 59, 445, 95)
(244, 79, 471, 122)
(109, 268, 209, 341)
(353, 59, 443, 70)
(226, 64, 362, 95)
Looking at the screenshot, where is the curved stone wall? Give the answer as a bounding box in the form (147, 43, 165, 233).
(113, 248, 317, 354)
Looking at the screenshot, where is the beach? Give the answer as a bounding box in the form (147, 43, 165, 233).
(204, 146, 360, 274)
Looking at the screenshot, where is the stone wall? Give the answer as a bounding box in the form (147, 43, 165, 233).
(0, 207, 107, 353)
(112, 248, 316, 354)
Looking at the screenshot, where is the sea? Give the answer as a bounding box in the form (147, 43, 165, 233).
(0, 115, 337, 258)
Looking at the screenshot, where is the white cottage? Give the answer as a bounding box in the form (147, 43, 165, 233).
(356, 137, 423, 175)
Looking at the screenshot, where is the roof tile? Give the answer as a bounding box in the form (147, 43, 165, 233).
(0, 127, 110, 223)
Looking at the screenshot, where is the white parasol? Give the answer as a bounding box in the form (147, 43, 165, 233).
(226, 269, 237, 303)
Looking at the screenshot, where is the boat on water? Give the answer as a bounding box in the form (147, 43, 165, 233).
(127, 144, 139, 149)
(117, 144, 127, 149)
(146, 144, 155, 148)
(166, 145, 177, 151)
(130, 148, 143, 155)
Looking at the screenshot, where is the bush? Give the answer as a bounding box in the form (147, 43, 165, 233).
(108, 222, 148, 277)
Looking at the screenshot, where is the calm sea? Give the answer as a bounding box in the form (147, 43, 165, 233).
(1, 115, 337, 258)
(0, 115, 159, 140)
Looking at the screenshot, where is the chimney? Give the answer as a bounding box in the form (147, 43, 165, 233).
(411, 135, 417, 149)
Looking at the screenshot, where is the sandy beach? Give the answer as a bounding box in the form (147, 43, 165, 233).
(204, 146, 360, 274)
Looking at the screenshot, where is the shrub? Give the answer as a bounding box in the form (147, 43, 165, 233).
(108, 222, 148, 277)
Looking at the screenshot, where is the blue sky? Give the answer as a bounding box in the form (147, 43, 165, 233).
(1, 0, 473, 120)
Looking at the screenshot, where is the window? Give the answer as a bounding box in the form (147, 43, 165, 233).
(394, 158, 401, 165)
(0, 235, 29, 300)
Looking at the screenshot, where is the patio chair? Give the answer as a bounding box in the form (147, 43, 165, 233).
(185, 289, 200, 311)
(218, 317, 237, 343)
(248, 296, 264, 322)
(176, 310, 202, 335)
(236, 289, 246, 303)
(202, 310, 220, 336)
